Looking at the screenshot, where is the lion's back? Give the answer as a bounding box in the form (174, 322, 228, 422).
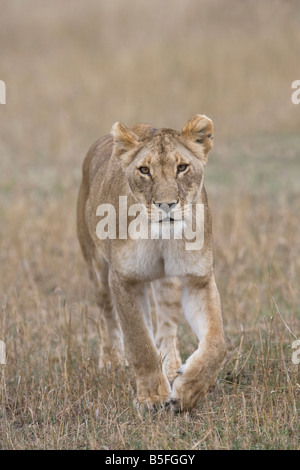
(76, 134, 113, 264)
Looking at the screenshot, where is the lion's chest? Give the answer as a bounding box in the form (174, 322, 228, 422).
(114, 239, 210, 281)
(114, 239, 164, 281)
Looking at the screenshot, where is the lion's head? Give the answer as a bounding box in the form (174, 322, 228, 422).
(111, 115, 214, 227)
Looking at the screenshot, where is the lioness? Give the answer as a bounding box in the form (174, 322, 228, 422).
(77, 114, 226, 411)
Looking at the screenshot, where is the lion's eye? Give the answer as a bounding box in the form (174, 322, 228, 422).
(177, 164, 188, 173)
(139, 166, 150, 175)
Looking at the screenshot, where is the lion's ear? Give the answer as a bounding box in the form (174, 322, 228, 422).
(181, 114, 214, 164)
(111, 122, 140, 165)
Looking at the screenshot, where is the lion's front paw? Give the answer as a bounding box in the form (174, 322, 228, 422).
(134, 372, 171, 412)
(170, 375, 209, 412)
(170, 366, 217, 412)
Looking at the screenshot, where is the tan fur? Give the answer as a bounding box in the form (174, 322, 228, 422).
(77, 115, 226, 411)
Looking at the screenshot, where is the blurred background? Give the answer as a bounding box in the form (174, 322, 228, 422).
(0, 0, 299, 449)
(1, 0, 300, 198)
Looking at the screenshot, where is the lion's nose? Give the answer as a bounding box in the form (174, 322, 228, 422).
(153, 201, 178, 212)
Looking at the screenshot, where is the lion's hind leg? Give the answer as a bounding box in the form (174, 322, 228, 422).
(151, 277, 182, 384)
(91, 255, 126, 369)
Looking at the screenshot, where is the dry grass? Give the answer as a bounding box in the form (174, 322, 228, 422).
(0, 0, 299, 449)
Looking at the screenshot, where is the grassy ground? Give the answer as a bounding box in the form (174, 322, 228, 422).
(0, 0, 299, 449)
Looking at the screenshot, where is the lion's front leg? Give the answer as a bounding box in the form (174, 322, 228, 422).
(171, 274, 226, 411)
(109, 272, 170, 410)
